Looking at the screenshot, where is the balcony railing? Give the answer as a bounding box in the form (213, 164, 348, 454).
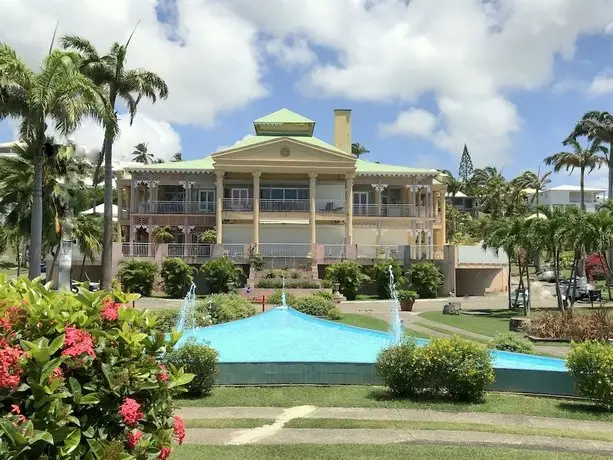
(222, 244, 245, 259)
(323, 244, 345, 259)
(134, 201, 215, 214)
(259, 243, 311, 258)
(122, 243, 153, 257)
(168, 243, 212, 258)
(222, 199, 253, 212)
(357, 245, 402, 259)
(316, 199, 346, 213)
(411, 245, 444, 260)
(353, 204, 432, 217)
(260, 199, 309, 212)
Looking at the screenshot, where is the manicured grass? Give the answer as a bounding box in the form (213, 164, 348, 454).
(355, 294, 379, 301)
(285, 418, 613, 442)
(176, 386, 613, 422)
(419, 310, 517, 337)
(172, 445, 604, 460)
(413, 321, 488, 342)
(335, 313, 433, 339)
(184, 418, 273, 429)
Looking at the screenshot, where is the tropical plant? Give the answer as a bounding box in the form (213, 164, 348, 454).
(514, 168, 552, 208)
(407, 262, 443, 299)
(351, 142, 369, 158)
(470, 167, 509, 217)
(440, 169, 462, 199)
(160, 258, 194, 298)
(172, 152, 183, 162)
(71, 214, 103, 279)
(199, 257, 243, 293)
(199, 293, 255, 324)
(0, 277, 193, 458)
(166, 342, 217, 396)
(198, 229, 217, 243)
(325, 261, 370, 301)
(373, 259, 405, 299)
(117, 259, 158, 296)
(62, 34, 169, 290)
(152, 225, 174, 243)
(267, 290, 297, 306)
(396, 289, 418, 301)
(567, 340, 613, 409)
(248, 248, 265, 271)
(132, 142, 154, 164)
(292, 295, 342, 319)
(544, 138, 606, 210)
(490, 333, 535, 354)
(0, 44, 109, 280)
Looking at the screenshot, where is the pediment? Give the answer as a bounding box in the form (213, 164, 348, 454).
(212, 137, 356, 174)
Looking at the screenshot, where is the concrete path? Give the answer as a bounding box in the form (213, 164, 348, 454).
(179, 405, 613, 454)
(177, 406, 613, 433)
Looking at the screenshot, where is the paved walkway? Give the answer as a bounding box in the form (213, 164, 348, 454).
(178, 405, 613, 454)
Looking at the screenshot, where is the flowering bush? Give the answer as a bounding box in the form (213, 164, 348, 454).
(0, 276, 194, 459)
(586, 253, 607, 281)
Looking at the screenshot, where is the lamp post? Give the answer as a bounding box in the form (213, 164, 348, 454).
(57, 142, 100, 291)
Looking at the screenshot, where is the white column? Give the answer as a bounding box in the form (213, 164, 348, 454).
(130, 181, 136, 214)
(345, 174, 354, 245)
(215, 171, 224, 244)
(253, 171, 261, 251)
(412, 176, 417, 216)
(309, 173, 317, 246)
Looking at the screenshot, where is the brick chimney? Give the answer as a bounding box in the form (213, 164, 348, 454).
(334, 109, 352, 154)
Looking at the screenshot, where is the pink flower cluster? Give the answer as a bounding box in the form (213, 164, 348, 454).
(49, 366, 64, 383)
(157, 364, 169, 382)
(62, 326, 96, 359)
(127, 430, 143, 449)
(0, 343, 24, 390)
(158, 446, 172, 459)
(173, 416, 185, 445)
(101, 298, 121, 321)
(120, 397, 144, 427)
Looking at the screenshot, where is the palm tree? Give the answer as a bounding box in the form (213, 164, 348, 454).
(71, 214, 102, 279)
(152, 226, 174, 243)
(440, 170, 462, 198)
(471, 167, 509, 218)
(545, 138, 606, 211)
(0, 44, 108, 280)
(482, 218, 516, 311)
(514, 167, 552, 208)
(132, 142, 153, 164)
(62, 35, 168, 289)
(173, 152, 183, 162)
(567, 111, 613, 201)
(351, 142, 369, 158)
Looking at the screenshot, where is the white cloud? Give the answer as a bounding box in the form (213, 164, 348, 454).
(550, 78, 589, 94)
(216, 133, 253, 152)
(379, 108, 438, 138)
(221, 0, 613, 166)
(589, 73, 613, 95)
(265, 37, 316, 69)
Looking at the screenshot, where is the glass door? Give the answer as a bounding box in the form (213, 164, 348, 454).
(353, 192, 369, 216)
(199, 190, 215, 213)
(231, 188, 249, 210)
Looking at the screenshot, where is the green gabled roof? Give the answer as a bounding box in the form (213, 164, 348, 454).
(218, 134, 347, 155)
(126, 156, 214, 172)
(355, 159, 439, 176)
(254, 108, 314, 124)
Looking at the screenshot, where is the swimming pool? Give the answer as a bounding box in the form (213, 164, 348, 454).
(176, 306, 567, 372)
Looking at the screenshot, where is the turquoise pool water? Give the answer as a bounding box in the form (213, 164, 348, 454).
(176, 307, 567, 372)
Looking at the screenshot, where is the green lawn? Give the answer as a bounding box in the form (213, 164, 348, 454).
(172, 445, 604, 460)
(285, 418, 613, 442)
(184, 418, 273, 429)
(335, 313, 432, 339)
(176, 386, 613, 422)
(419, 310, 517, 337)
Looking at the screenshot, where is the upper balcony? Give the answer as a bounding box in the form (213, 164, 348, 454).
(132, 198, 437, 218)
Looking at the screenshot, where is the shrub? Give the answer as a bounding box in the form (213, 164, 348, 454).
(154, 308, 180, 333)
(586, 253, 607, 281)
(0, 277, 193, 459)
(490, 333, 535, 354)
(567, 341, 613, 409)
(293, 295, 341, 320)
(256, 278, 320, 289)
(117, 259, 158, 296)
(321, 279, 333, 289)
(267, 290, 297, 306)
(166, 342, 218, 396)
(373, 259, 406, 299)
(375, 337, 494, 402)
(199, 229, 217, 243)
(199, 293, 256, 324)
(313, 291, 333, 301)
(200, 257, 243, 293)
(249, 250, 265, 271)
(530, 309, 613, 341)
(396, 290, 418, 302)
(325, 261, 370, 301)
(152, 225, 175, 243)
(161, 258, 194, 298)
(408, 262, 443, 299)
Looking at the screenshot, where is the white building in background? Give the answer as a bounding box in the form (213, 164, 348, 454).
(526, 185, 606, 213)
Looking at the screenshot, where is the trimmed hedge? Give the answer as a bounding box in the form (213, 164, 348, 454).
(267, 290, 297, 306)
(490, 333, 535, 354)
(117, 259, 158, 296)
(200, 294, 256, 324)
(256, 278, 321, 289)
(376, 337, 494, 402)
(567, 341, 613, 409)
(161, 258, 194, 298)
(166, 342, 218, 396)
(293, 296, 341, 320)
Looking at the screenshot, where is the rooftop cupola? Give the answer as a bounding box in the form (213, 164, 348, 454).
(253, 108, 315, 137)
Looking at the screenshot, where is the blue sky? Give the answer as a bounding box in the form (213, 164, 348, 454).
(2, 0, 613, 189)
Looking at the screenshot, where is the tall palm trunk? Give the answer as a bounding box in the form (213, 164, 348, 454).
(525, 263, 532, 316)
(100, 121, 116, 290)
(507, 259, 512, 309)
(609, 142, 613, 283)
(577, 167, 586, 278)
(553, 249, 564, 311)
(29, 135, 44, 280)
